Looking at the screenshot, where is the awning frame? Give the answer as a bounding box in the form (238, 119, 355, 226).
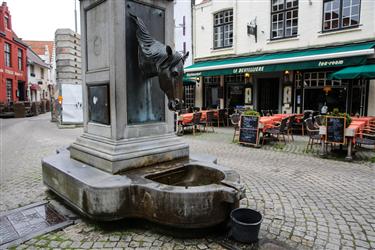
(185, 49, 374, 73)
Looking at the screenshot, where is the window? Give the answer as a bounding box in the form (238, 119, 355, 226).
(323, 0, 361, 31)
(204, 76, 220, 108)
(213, 9, 233, 49)
(4, 16, 10, 29)
(6, 79, 13, 102)
(184, 85, 195, 107)
(41, 68, 44, 79)
(4, 43, 11, 67)
(224, 74, 245, 84)
(30, 64, 35, 76)
(303, 71, 344, 88)
(18, 49, 23, 70)
(271, 0, 298, 39)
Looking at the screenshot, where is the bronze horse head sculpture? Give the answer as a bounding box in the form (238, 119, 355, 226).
(130, 13, 189, 111)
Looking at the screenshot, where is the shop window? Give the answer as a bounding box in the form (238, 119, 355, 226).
(323, 0, 360, 32)
(213, 9, 233, 49)
(303, 71, 345, 88)
(294, 72, 302, 89)
(6, 79, 13, 102)
(224, 74, 245, 84)
(41, 68, 44, 79)
(18, 49, 23, 71)
(271, 0, 298, 39)
(4, 42, 11, 67)
(204, 76, 220, 108)
(184, 85, 195, 107)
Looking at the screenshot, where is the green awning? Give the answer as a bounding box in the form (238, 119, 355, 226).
(183, 76, 196, 86)
(328, 64, 375, 80)
(185, 42, 375, 77)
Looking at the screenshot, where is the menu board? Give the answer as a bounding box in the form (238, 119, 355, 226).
(239, 115, 259, 146)
(326, 116, 346, 144)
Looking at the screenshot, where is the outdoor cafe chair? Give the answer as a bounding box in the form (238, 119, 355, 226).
(355, 130, 375, 150)
(230, 113, 241, 142)
(181, 112, 201, 135)
(286, 115, 295, 142)
(262, 117, 288, 145)
(192, 112, 202, 136)
(179, 108, 188, 115)
(200, 111, 215, 133)
(314, 115, 325, 127)
(292, 110, 313, 136)
(304, 117, 321, 150)
(214, 109, 227, 127)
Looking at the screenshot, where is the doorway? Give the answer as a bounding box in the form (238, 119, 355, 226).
(226, 83, 244, 109)
(18, 81, 25, 101)
(257, 78, 279, 112)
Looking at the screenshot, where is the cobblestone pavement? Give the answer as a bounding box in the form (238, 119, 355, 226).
(1, 115, 375, 250)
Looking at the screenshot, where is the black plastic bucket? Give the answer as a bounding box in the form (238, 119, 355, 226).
(230, 208, 263, 243)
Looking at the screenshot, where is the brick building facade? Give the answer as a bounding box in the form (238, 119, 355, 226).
(0, 2, 28, 103)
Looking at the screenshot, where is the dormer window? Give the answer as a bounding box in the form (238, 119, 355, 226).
(4, 16, 10, 29)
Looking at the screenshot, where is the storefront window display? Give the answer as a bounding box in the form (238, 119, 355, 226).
(294, 70, 368, 115)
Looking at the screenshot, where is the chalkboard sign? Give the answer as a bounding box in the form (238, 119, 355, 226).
(326, 116, 346, 144)
(239, 115, 259, 146)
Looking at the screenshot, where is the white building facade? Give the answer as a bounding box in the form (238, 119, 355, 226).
(174, 0, 194, 107)
(27, 48, 52, 102)
(186, 0, 375, 116)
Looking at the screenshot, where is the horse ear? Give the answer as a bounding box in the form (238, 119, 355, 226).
(183, 51, 189, 61)
(166, 46, 173, 56)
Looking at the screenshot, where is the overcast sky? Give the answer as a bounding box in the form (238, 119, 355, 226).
(6, 0, 80, 41)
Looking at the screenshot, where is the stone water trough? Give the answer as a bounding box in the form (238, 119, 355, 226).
(43, 148, 244, 229)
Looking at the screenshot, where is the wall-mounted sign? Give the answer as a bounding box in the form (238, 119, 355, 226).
(247, 17, 257, 43)
(244, 87, 252, 104)
(283, 86, 292, 104)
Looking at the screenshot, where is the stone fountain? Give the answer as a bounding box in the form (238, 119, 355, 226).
(42, 0, 245, 229)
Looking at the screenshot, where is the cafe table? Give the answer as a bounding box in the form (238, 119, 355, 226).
(176, 111, 219, 135)
(318, 119, 372, 161)
(258, 114, 301, 132)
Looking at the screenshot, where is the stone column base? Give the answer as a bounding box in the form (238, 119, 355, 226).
(70, 133, 189, 174)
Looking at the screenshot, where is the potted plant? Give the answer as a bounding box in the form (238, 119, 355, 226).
(243, 109, 260, 117)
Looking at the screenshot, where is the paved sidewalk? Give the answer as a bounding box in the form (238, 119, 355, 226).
(1, 116, 374, 249)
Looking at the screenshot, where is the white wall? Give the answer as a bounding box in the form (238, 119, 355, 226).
(194, 0, 375, 60)
(27, 63, 50, 101)
(368, 80, 375, 116)
(174, 0, 193, 66)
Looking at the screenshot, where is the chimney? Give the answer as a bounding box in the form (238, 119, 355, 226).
(2, 2, 7, 7)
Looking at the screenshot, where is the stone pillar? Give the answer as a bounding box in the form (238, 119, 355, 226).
(195, 76, 203, 108)
(70, 0, 189, 174)
(220, 75, 225, 109)
(368, 80, 375, 116)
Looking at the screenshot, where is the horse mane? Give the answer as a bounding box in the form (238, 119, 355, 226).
(130, 13, 183, 71)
